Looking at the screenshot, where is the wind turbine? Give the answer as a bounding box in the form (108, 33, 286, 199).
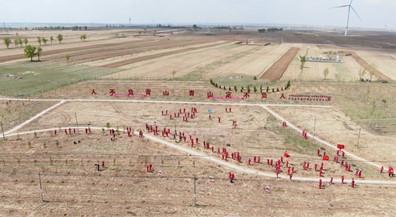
(332, 0, 362, 36)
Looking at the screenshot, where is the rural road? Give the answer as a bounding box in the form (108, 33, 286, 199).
(1, 97, 394, 186)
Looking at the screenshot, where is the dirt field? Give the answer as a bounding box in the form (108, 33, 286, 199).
(0, 28, 395, 216)
(354, 49, 396, 80)
(260, 47, 300, 80)
(0, 123, 394, 216)
(281, 44, 375, 82)
(270, 106, 396, 164)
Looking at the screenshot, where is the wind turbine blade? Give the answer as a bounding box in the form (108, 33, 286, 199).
(350, 0, 354, 5)
(330, 5, 349, 9)
(351, 6, 362, 21)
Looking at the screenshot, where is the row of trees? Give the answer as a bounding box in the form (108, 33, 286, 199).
(3, 37, 28, 48)
(32, 26, 88, 31)
(210, 79, 291, 93)
(36, 34, 64, 45)
(3, 34, 64, 49)
(258, 28, 284, 33)
(24, 45, 42, 62)
(80, 34, 87, 42)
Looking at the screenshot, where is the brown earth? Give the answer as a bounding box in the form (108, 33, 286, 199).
(0, 124, 394, 216)
(351, 52, 392, 81)
(260, 47, 300, 80)
(1, 29, 396, 216)
(102, 41, 228, 68)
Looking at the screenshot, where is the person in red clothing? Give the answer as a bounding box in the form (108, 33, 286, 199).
(389, 167, 394, 177)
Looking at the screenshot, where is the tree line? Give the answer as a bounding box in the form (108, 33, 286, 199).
(32, 26, 88, 31)
(3, 33, 88, 49)
(3, 34, 64, 49)
(258, 28, 284, 33)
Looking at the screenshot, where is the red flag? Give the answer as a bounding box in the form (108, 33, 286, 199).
(284, 152, 291, 158)
(322, 155, 329, 161)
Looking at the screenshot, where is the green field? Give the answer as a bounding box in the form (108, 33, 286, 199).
(0, 62, 119, 97)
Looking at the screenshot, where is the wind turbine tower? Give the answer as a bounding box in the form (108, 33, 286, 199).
(332, 0, 362, 36)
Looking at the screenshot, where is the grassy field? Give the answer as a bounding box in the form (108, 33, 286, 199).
(335, 82, 396, 135)
(0, 62, 119, 97)
(0, 100, 57, 131)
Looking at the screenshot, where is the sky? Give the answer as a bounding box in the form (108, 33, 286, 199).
(1, 0, 395, 29)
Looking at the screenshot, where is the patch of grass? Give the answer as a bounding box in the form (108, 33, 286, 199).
(0, 62, 119, 97)
(179, 70, 204, 81)
(332, 63, 350, 81)
(332, 82, 396, 135)
(0, 101, 57, 131)
(266, 116, 319, 154)
(212, 74, 277, 88)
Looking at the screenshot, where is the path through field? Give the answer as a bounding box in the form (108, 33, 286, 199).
(1, 97, 393, 186)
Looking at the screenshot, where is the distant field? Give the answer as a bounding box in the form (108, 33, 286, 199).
(0, 62, 118, 97)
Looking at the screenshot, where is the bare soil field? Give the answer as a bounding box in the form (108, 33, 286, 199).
(101, 41, 228, 68)
(1, 29, 396, 216)
(105, 44, 258, 79)
(270, 106, 396, 164)
(260, 31, 396, 50)
(204, 44, 293, 78)
(0, 29, 144, 60)
(86, 41, 229, 68)
(1, 132, 394, 216)
(14, 101, 383, 179)
(260, 47, 300, 80)
(287, 81, 396, 136)
(281, 45, 369, 82)
(354, 49, 396, 80)
(351, 52, 391, 81)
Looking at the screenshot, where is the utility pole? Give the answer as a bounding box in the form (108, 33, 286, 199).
(38, 172, 44, 202)
(1, 122, 5, 140)
(74, 113, 79, 134)
(312, 118, 317, 139)
(193, 176, 197, 206)
(357, 128, 361, 148)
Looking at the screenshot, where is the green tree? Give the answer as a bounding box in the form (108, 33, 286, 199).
(13, 38, 19, 48)
(42, 37, 48, 45)
(57, 34, 63, 44)
(80, 34, 87, 42)
(3, 37, 12, 48)
(24, 45, 36, 62)
(23, 38, 29, 46)
(286, 81, 291, 89)
(323, 68, 329, 80)
(37, 37, 42, 45)
(299, 55, 306, 70)
(36, 46, 42, 61)
(50, 36, 54, 44)
(18, 38, 23, 47)
(369, 71, 374, 81)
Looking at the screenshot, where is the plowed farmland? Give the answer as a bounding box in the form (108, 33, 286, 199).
(0, 28, 395, 216)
